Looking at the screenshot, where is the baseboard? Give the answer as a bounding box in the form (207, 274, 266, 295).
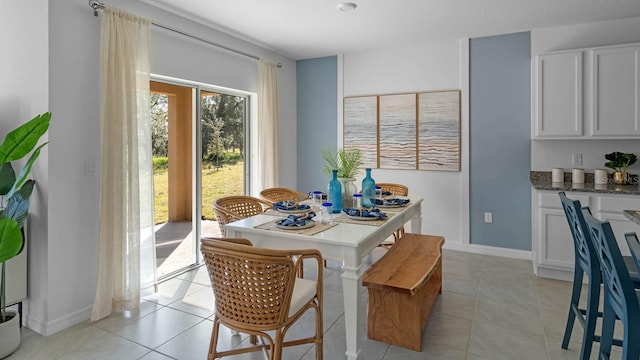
(536, 266, 573, 282)
(25, 304, 92, 336)
(443, 242, 532, 260)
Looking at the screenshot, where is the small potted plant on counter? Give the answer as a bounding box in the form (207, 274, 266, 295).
(604, 151, 637, 184)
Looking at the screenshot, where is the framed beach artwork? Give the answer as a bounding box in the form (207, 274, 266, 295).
(343, 96, 378, 168)
(418, 90, 461, 171)
(379, 93, 416, 169)
(343, 89, 460, 172)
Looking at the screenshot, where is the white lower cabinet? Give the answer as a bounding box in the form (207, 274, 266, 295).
(532, 189, 640, 281)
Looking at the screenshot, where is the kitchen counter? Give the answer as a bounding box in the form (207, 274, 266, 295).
(530, 171, 640, 195)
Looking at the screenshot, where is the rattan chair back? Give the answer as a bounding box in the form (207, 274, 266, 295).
(201, 237, 324, 360)
(375, 183, 408, 246)
(259, 187, 308, 204)
(376, 183, 409, 196)
(213, 196, 269, 233)
(203, 238, 296, 328)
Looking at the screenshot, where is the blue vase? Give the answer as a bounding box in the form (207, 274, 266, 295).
(361, 168, 375, 207)
(328, 170, 342, 213)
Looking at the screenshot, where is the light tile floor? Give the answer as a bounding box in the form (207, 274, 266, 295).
(6, 248, 625, 360)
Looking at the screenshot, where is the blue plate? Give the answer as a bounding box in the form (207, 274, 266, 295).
(273, 201, 311, 213)
(275, 219, 315, 230)
(342, 208, 387, 220)
(375, 198, 410, 208)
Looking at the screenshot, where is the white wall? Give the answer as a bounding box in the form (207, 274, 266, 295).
(340, 17, 640, 255)
(17, 0, 296, 335)
(340, 40, 470, 248)
(0, 0, 50, 328)
(531, 16, 640, 174)
(12, 0, 640, 335)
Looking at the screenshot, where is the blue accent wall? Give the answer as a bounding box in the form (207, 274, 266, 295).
(296, 56, 338, 194)
(470, 32, 531, 250)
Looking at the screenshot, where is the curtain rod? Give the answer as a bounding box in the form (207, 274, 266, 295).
(88, 0, 282, 68)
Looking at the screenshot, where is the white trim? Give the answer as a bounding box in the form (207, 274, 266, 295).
(537, 267, 573, 282)
(459, 38, 471, 245)
(150, 74, 253, 97)
(443, 241, 533, 261)
(337, 54, 344, 147)
(25, 305, 92, 336)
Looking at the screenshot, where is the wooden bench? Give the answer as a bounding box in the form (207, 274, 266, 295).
(362, 233, 444, 351)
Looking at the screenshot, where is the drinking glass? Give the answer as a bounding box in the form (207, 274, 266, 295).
(375, 186, 383, 200)
(322, 202, 333, 225)
(312, 191, 323, 209)
(353, 193, 363, 209)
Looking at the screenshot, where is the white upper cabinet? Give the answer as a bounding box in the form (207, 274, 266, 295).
(534, 51, 583, 138)
(533, 43, 640, 139)
(590, 44, 640, 136)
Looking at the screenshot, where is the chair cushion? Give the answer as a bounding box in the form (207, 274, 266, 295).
(288, 278, 317, 317)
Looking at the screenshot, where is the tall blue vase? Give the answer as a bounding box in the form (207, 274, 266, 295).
(361, 168, 376, 207)
(328, 170, 342, 213)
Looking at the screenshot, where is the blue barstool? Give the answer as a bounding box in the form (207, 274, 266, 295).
(582, 209, 640, 360)
(624, 233, 640, 274)
(559, 193, 640, 359)
(559, 192, 601, 360)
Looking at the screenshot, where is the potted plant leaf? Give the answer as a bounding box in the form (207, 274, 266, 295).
(321, 147, 364, 207)
(0, 113, 50, 357)
(321, 147, 364, 179)
(604, 151, 637, 184)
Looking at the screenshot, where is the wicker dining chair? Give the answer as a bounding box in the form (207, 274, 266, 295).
(213, 195, 270, 236)
(376, 183, 409, 246)
(376, 183, 409, 197)
(259, 187, 309, 205)
(201, 237, 323, 360)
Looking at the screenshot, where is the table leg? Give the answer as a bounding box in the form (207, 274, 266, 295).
(411, 209, 422, 234)
(341, 251, 363, 360)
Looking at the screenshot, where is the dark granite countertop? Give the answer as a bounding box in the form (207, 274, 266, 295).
(531, 171, 640, 195)
(624, 210, 640, 225)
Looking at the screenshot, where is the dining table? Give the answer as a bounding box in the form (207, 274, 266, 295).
(224, 196, 423, 360)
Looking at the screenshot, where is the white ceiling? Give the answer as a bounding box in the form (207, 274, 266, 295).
(143, 0, 640, 60)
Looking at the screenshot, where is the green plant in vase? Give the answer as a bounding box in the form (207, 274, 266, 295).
(321, 147, 364, 207)
(0, 112, 50, 357)
(321, 147, 364, 179)
(604, 151, 637, 184)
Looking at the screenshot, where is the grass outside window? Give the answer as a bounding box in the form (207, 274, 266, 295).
(153, 161, 244, 224)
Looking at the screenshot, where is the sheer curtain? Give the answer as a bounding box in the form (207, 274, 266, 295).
(91, 6, 155, 322)
(258, 59, 279, 189)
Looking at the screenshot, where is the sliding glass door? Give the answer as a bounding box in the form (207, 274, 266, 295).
(150, 80, 197, 279)
(200, 90, 248, 238)
(150, 79, 250, 280)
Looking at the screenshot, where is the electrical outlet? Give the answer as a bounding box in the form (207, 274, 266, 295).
(572, 153, 582, 165)
(484, 212, 492, 223)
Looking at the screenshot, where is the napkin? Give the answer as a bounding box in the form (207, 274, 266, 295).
(273, 201, 311, 211)
(375, 198, 410, 206)
(342, 208, 387, 219)
(277, 212, 316, 227)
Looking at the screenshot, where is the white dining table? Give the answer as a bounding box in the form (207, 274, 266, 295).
(224, 197, 423, 360)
